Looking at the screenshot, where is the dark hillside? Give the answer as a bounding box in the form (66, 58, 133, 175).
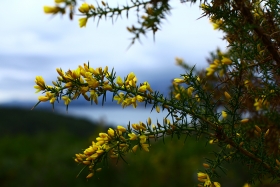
(0, 107, 98, 137)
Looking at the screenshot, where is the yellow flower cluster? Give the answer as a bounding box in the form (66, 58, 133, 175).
(172, 76, 200, 101)
(72, 114, 186, 179)
(197, 172, 221, 187)
(74, 123, 152, 178)
(210, 17, 224, 30)
(206, 56, 232, 76)
(43, 1, 97, 28)
(78, 2, 96, 27)
(254, 96, 269, 111)
(34, 63, 154, 111)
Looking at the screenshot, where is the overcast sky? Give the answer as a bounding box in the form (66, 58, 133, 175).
(0, 0, 227, 105)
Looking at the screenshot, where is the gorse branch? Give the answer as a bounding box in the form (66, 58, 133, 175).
(35, 0, 280, 186)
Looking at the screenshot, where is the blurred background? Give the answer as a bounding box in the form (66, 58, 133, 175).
(1, 0, 266, 186)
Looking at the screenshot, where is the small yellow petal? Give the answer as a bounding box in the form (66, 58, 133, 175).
(79, 17, 88, 28)
(128, 133, 138, 140)
(38, 96, 49, 102)
(141, 143, 149, 152)
(213, 182, 221, 187)
(222, 111, 227, 118)
(43, 6, 60, 14)
(224, 91, 231, 100)
(132, 145, 138, 152)
(55, 0, 65, 3)
(79, 3, 90, 13)
(116, 76, 124, 86)
(117, 125, 126, 132)
(255, 125, 261, 132)
(173, 78, 185, 84)
(62, 96, 71, 105)
(86, 172, 94, 178)
(221, 56, 232, 65)
(241, 119, 249, 123)
(156, 105, 160, 113)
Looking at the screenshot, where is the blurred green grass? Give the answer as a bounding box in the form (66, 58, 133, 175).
(0, 107, 266, 187)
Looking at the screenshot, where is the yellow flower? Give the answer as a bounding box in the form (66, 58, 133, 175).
(38, 96, 49, 102)
(221, 56, 232, 65)
(35, 76, 45, 88)
(187, 87, 194, 96)
(124, 97, 137, 108)
(197, 172, 211, 186)
(132, 145, 138, 152)
(195, 94, 200, 102)
(96, 168, 102, 172)
(197, 172, 208, 181)
(103, 84, 112, 91)
(50, 97, 56, 104)
(254, 97, 268, 111)
(132, 124, 140, 130)
(200, 4, 209, 9)
(206, 67, 215, 76)
(90, 90, 98, 104)
(254, 125, 261, 133)
(210, 18, 223, 30)
(222, 111, 227, 118)
(114, 92, 124, 104)
(224, 91, 231, 100)
(65, 82, 72, 88)
(128, 133, 138, 140)
(175, 93, 180, 100)
(209, 139, 218, 144)
(117, 126, 126, 132)
(72, 67, 81, 79)
(175, 57, 183, 65)
(264, 129, 269, 137)
(116, 76, 124, 86)
(243, 183, 251, 187)
(203, 163, 210, 168)
(86, 173, 94, 179)
(79, 17, 88, 28)
(141, 143, 149, 152)
(156, 105, 160, 113)
(79, 3, 90, 13)
(107, 128, 115, 137)
(213, 182, 221, 187)
(138, 85, 147, 92)
(136, 95, 144, 102)
(34, 85, 44, 93)
(56, 68, 64, 77)
(147, 117, 152, 126)
(143, 81, 153, 92)
(139, 135, 147, 144)
(43, 6, 60, 14)
(241, 119, 249, 123)
(62, 96, 71, 105)
(55, 0, 65, 3)
(89, 4, 96, 10)
(127, 72, 136, 81)
(38, 92, 55, 103)
(173, 78, 185, 84)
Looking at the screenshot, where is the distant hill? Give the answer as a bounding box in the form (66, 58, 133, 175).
(0, 107, 99, 137)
